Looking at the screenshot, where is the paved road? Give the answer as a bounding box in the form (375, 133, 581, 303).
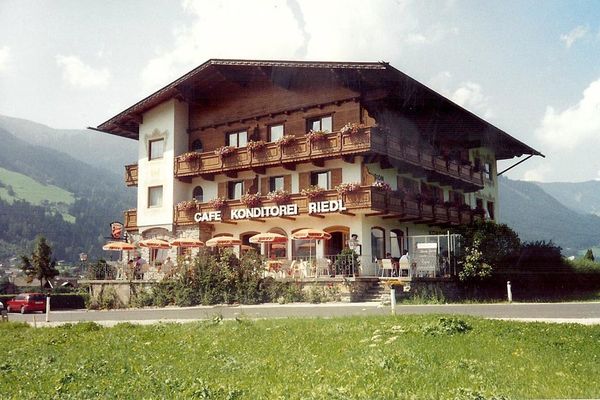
(7, 301, 600, 325)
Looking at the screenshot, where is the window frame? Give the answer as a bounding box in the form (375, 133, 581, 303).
(306, 115, 333, 133)
(226, 130, 248, 148)
(227, 180, 244, 200)
(310, 170, 332, 190)
(269, 176, 285, 192)
(268, 124, 285, 142)
(148, 185, 163, 208)
(148, 138, 165, 160)
(192, 186, 204, 202)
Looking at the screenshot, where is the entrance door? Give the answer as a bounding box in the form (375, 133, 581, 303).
(326, 232, 345, 257)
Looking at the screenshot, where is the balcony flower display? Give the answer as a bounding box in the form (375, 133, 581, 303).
(335, 182, 361, 195)
(301, 185, 325, 200)
(176, 200, 198, 211)
(208, 197, 226, 210)
(276, 135, 296, 147)
(340, 122, 365, 135)
(246, 140, 267, 152)
(241, 193, 262, 208)
(179, 151, 202, 162)
(215, 145, 236, 159)
(267, 189, 291, 205)
(371, 180, 391, 192)
(306, 130, 327, 143)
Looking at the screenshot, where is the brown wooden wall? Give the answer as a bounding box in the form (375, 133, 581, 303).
(188, 81, 364, 152)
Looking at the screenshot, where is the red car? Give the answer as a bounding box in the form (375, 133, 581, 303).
(6, 293, 47, 314)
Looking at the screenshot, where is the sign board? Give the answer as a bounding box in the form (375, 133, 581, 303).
(413, 242, 438, 276)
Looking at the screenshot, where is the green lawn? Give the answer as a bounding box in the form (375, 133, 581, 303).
(1, 315, 599, 399)
(0, 166, 75, 222)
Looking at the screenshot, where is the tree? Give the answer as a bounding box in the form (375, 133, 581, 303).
(21, 236, 59, 289)
(584, 249, 595, 262)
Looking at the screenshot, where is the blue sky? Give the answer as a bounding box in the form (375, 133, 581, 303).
(0, 0, 599, 182)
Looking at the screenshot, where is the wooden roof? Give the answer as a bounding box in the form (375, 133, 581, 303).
(94, 58, 542, 160)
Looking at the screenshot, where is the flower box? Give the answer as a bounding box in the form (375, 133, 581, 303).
(340, 122, 365, 135)
(241, 193, 262, 208)
(301, 185, 325, 200)
(176, 200, 198, 211)
(306, 130, 327, 143)
(276, 135, 296, 147)
(179, 152, 202, 162)
(215, 146, 236, 159)
(246, 140, 267, 152)
(208, 197, 226, 210)
(371, 180, 391, 192)
(267, 189, 291, 205)
(335, 182, 361, 195)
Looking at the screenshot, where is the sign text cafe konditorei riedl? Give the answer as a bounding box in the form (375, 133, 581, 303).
(194, 200, 346, 222)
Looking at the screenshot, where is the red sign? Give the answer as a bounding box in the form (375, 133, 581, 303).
(110, 222, 123, 240)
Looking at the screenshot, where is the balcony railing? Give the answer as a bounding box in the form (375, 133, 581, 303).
(125, 164, 138, 186)
(174, 186, 475, 227)
(124, 209, 138, 231)
(174, 127, 484, 189)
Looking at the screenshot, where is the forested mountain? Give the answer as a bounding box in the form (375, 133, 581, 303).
(498, 176, 600, 255)
(0, 126, 135, 263)
(0, 114, 137, 176)
(534, 181, 600, 216)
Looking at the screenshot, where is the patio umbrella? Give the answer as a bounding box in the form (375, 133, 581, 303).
(248, 232, 288, 244)
(102, 241, 135, 251)
(291, 229, 331, 276)
(138, 238, 171, 249)
(170, 238, 205, 248)
(206, 236, 242, 248)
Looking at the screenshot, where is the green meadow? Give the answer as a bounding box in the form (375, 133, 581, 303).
(0, 167, 75, 223)
(1, 315, 599, 399)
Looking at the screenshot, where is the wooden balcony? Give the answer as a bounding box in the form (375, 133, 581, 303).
(125, 164, 138, 187)
(174, 127, 484, 189)
(124, 209, 138, 231)
(174, 186, 478, 227)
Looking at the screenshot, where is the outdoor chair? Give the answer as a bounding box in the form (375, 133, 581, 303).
(398, 259, 410, 277)
(315, 259, 330, 277)
(379, 259, 395, 277)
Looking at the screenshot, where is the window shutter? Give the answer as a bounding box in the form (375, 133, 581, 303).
(218, 182, 227, 198)
(299, 172, 310, 190)
(244, 178, 257, 194)
(284, 175, 292, 192)
(331, 168, 343, 188)
(260, 177, 269, 195)
(361, 164, 374, 185)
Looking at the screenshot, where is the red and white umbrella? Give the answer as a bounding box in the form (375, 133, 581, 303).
(102, 241, 136, 251)
(170, 238, 205, 248)
(206, 236, 242, 248)
(249, 232, 288, 244)
(138, 238, 171, 249)
(291, 229, 331, 275)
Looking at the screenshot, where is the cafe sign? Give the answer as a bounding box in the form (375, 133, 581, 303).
(194, 200, 346, 223)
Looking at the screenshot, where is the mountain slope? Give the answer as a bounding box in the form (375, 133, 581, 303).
(534, 181, 600, 216)
(498, 177, 600, 255)
(0, 126, 135, 263)
(0, 114, 138, 176)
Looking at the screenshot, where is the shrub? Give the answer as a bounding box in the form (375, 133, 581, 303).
(584, 249, 595, 261)
(517, 241, 567, 272)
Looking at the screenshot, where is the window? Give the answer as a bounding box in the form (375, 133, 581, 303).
(228, 181, 244, 200)
(148, 186, 163, 207)
(193, 186, 203, 202)
(191, 139, 203, 152)
(390, 229, 404, 258)
(311, 170, 331, 189)
(269, 176, 284, 192)
(149, 139, 164, 160)
(484, 162, 493, 180)
(371, 227, 385, 261)
(487, 201, 495, 220)
(307, 115, 332, 132)
(269, 124, 284, 142)
(227, 130, 247, 148)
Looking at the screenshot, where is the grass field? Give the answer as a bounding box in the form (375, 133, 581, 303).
(1, 315, 599, 399)
(0, 166, 75, 223)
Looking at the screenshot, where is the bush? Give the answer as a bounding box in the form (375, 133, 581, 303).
(49, 293, 88, 310)
(88, 286, 123, 310)
(517, 241, 568, 272)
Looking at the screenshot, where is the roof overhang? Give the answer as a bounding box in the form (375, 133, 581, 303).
(93, 58, 542, 159)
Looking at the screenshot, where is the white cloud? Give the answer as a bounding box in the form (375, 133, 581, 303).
(140, 0, 456, 91)
(428, 72, 493, 118)
(535, 78, 600, 151)
(522, 163, 552, 182)
(560, 25, 588, 48)
(0, 46, 11, 73)
(55, 55, 110, 89)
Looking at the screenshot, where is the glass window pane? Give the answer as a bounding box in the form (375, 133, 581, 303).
(227, 133, 237, 147)
(238, 131, 247, 147)
(321, 116, 332, 133)
(311, 120, 321, 131)
(148, 186, 163, 207)
(269, 125, 284, 142)
(149, 139, 164, 160)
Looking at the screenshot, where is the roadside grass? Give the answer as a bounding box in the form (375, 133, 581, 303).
(1, 315, 600, 399)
